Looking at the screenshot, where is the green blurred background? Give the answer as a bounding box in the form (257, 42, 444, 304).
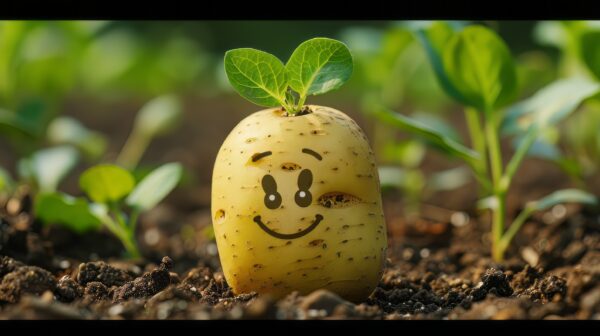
(1, 20, 599, 212)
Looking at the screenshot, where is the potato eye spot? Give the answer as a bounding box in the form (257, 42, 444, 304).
(311, 129, 327, 135)
(318, 192, 362, 208)
(281, 162, 302, 171)
(214, 209, 226, 224)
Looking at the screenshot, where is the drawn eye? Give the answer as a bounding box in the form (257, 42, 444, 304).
(295, 169, 313, 207)
(261, 174, 281, 209)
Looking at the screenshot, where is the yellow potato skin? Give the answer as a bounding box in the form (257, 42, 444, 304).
(211, 105, 387, 302)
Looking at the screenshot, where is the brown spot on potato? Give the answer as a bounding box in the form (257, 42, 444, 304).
(214, 209, 226, 224)
(308, 239, 324, 247)
(311, 129, 327, 135)
(281, 162, 302, 171)
(318, 192, 362, 208)
(245, 137, 257, 143)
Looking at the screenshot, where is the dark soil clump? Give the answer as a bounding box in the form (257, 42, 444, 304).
(0, 266, 56, 303)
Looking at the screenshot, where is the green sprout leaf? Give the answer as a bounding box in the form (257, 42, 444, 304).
(35, 192, 103, 233)
(18, 146, 80, 193)
(126, 162, 182, 211)
(370, 107, 480, 167)
(134, 94, 182, 138)
(502, 77, 600, 135)
(286, 37, 353, 98)
(442, 25, 517, 113)
(224, 48, 287, 108)
(80, 164, 135, 204)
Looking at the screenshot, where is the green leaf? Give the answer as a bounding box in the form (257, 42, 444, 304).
(80, 164, 135, 204)
(580, 30, 600, 80)
(35, 192, 103, 233)
(413, 21, 467, 103)
(47, 117, 107, 160)
(286, 37, 353, 97)
(382, 140, 425, 168)
(502, 77, 600, 135)
(442, 25, 518, 112)
(370, 107, 480, 166)
(134, 95, 182, 138)
(126, 162, 182, 211)
(427, 166, 471, 192)
(18, 146, 80, 192)
(528, 189, 597, 212)
(378, 166, 424, 192)
(0, 108, 37, 138)
(224, 48, 287, 107)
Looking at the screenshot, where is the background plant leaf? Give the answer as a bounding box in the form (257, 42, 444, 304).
(502, 77, 600, 135)
(47, 116, 107, 160)
(35, 192, 103, 233)
(79, 164, 135, 204)
(134, 94, 182, 138)
(580, 30, 600, 80)
(413, 21, 467, 103)
(527, 189, 597, 212)
(224, 48, 287, 107)
(442, 25, 518, 112)
(370, 107, 480, 166)
(286, 38, 353, 96)
(126, 162, 182, 211)
(18, 145, 79, 192)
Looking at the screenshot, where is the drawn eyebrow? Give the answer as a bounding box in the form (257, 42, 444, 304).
(251, 151, 272, 162)
(302, 148, 322, 161)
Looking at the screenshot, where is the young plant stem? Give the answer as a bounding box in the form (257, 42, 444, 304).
(484, 113, 507, 262)
(112, 208, 141, 259)
(116, 129, 150, 170)
(465, 107, 489, 194)
(492, 126, 540, 259)
(497, 205, 534, 258)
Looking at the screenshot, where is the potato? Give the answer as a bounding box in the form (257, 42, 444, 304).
(211, 105, 387, 302)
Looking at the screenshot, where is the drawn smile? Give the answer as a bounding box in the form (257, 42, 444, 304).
(253, 214, 323, 240)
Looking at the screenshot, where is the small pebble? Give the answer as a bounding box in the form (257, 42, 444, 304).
(450, 212, 469, 227)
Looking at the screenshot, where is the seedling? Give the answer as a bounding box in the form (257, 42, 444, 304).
(535, 21, 600, 178)
(342, 25, 471, 217)
(374, 23, 598, 262)
(224, 38, 353, 115)
(116, 95, 182, 169)
(216, 38, 386, 301)
(36, 162, 183, 258)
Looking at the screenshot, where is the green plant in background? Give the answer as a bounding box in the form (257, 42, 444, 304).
(535, 21, 600, 178)
(36, 163, 182, 258)
(374, 23, 598, 262)
(0, 93, 185, 259)
(116, 95, 182, 169)
(224, 37, 352, 115)
(341, 23, 471, 217)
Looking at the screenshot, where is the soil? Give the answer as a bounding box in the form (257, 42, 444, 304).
(1, 96, 600, 319)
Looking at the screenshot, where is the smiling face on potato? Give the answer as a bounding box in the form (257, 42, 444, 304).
(211, 105, 387, 302)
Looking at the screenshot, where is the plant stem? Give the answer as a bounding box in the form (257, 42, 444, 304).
(502, 126, 538, 191)
(491, 192, 507, 261)
(484, 113, 507, 262)
(116, 129, 150, 170)
(114, 210, 141, 259)
(465, 107, 488, 193)
(497, 206, 533, 258)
